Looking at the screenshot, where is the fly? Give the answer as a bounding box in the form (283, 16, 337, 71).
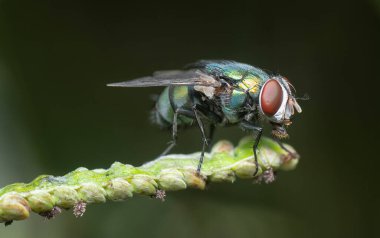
(108, 60, 303, 176)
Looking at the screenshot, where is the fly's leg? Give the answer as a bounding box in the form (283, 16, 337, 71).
(208, 124, 215, 149)
(167, 105, 208, 175)
(167, 86, 213, 175)
(191, 105, 219, 149)
(240, 121, 263, 176)
(161, 106, 198, 156)
(163, 85, 184, 156)
(192, 106, 208, 175)
(161, 109, 179, 156)
(252, 127, 263, 176)
(274, 139, 299, 162)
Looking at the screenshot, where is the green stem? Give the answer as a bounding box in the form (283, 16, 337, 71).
(0, 137, 299, 225)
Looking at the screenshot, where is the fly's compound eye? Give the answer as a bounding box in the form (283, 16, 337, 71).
(260, 79, 283, 116)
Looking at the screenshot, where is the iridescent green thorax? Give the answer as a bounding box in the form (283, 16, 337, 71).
(199, 60, 269, 98)
(197, 61, 270, 123)
(220, 90, 247, 123)
(201, 61, 270, 82)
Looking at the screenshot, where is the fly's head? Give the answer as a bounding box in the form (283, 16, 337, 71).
(258, 76, 302, 139)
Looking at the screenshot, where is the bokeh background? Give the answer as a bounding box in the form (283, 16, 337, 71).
(0, 0, 379, 237)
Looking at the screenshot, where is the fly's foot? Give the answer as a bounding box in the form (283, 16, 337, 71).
(281, 151, 299, 163)
(252, 161, 259, 177)
(254, 168, 276, 184)
(195, 169, 206, 180)
(39, 206, 62, 220)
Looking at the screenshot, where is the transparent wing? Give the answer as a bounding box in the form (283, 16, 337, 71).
(107, 70, 221, 88)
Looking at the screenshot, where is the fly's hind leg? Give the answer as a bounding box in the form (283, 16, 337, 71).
(161, 110, 179, 156)
(161, 107, 197, 156)
(165, 105, 208, 175)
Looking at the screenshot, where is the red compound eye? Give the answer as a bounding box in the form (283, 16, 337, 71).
(260, 79, 283, 116)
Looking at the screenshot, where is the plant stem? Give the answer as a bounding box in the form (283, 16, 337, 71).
(0, 137, 299, 225)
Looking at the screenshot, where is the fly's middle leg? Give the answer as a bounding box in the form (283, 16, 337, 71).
(240, 121, 263, 176)
(192, 105, 209, 175)
(170, 103, 209, 175)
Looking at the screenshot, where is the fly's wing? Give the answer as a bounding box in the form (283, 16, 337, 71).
(107, 70, 221, 88)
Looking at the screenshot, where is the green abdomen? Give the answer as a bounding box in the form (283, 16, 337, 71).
(152, 86, 194, 127)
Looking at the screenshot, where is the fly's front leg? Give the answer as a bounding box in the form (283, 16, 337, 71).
(193, 105, 219, 149)
(252, 127, 263, 176)
(192, 105, 208, 175)
(240, 121, 263, 176)
(161, 109, 179, 156)
(274, 139, 299, 162)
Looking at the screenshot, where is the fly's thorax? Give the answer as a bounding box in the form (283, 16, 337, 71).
(222, 73, 264, 106)
(236, 75, 262, 97)
(218, 90, 252, 124)
(215, 75, 264, 124)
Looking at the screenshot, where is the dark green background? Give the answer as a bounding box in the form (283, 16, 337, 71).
(0, 0, 378, 237)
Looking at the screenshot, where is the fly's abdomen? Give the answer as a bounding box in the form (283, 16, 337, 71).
(151, 86, 194, 127)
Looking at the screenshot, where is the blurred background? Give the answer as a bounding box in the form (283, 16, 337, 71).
(0, 0, 379, 237)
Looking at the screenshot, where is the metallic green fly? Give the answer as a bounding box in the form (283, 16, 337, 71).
(108, 60, 303, 175)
